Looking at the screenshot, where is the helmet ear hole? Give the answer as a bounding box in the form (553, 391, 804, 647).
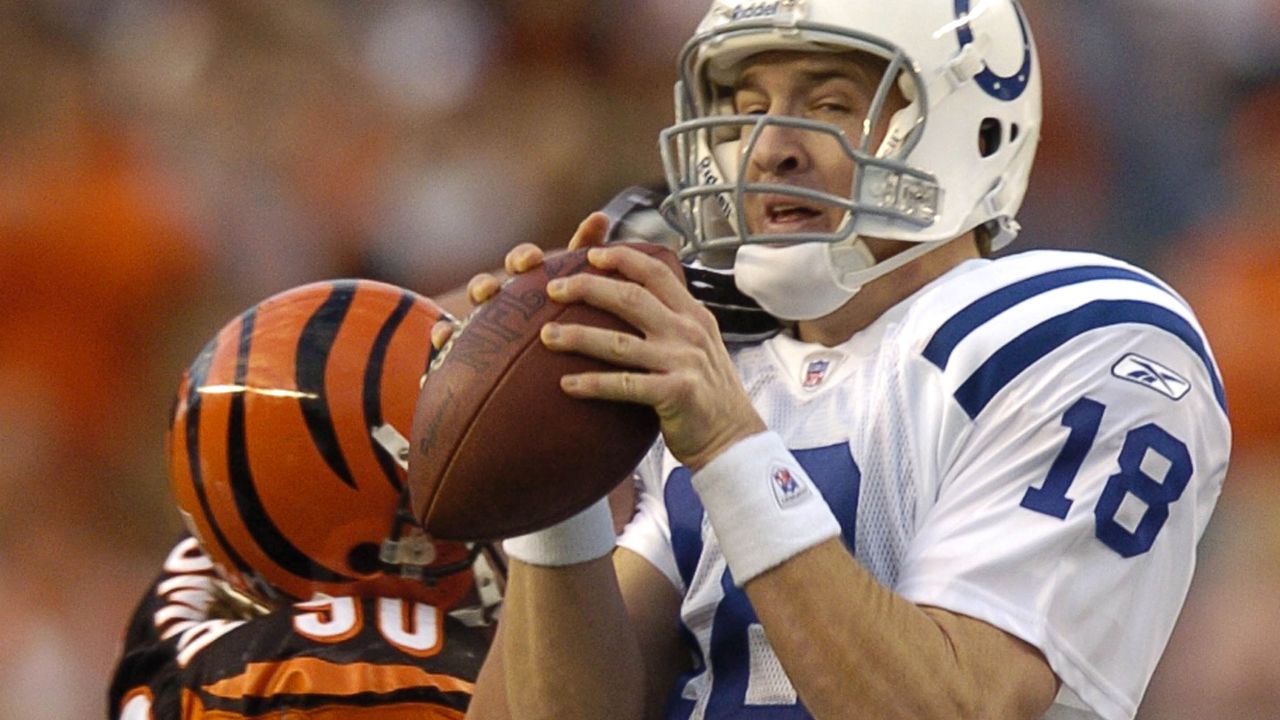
(347, 542, 383, 575)
(979, 117, 1003, 157)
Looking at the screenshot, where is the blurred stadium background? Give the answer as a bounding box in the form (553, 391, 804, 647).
(1, 1, 1277, 717)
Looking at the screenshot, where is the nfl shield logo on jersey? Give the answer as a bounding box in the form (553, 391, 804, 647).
(802, 350, 846, 391)
(803, 359, 830, 388)
(770, 464, 809, 508)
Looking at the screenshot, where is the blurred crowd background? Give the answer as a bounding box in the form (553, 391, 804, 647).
(1, 1, 1277, 717)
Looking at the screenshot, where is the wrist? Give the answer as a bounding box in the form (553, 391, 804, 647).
(502, 497, 616, 567)
(692, 431, 841, 585)
(682, 419, 769, 473)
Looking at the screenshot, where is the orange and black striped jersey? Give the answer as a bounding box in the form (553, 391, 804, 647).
(109, 537, 493, 719)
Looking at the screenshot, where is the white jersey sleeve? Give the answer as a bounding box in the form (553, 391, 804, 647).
(617, 441, 685, 593)
(895, 251, 1230, 720)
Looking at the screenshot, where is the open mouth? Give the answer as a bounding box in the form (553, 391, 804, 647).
(755, 198, 833, 234)
(768, 204, 823, 223)
(744, 189, 840, 236)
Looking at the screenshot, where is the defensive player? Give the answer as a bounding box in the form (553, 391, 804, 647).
(108, 280, 503, 719)
(465, 1, 1231, 718)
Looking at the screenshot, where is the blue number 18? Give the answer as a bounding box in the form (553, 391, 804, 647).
(1019, 397, 1193, 558)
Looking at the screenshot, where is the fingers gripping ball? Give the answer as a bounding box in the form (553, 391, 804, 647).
(409, 243, 683, 540)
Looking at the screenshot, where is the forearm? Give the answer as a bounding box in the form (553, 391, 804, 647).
(502, 555, 645, 719)
(464, 630, 510, 719)
(744, 538, 1055, 720)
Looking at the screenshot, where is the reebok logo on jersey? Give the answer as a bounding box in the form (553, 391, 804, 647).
(770, 464, 809, 508)
(1112, 353, 1191, 400)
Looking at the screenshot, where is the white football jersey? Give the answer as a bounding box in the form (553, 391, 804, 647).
(617, 249, 1230, 720)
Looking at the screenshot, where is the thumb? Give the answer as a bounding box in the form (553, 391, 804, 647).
(567, 212, 611, 250)
(430, 320, 457, 351)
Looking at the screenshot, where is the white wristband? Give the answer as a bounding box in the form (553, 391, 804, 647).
(502, 497, 616, 567)
(692, 431, 841, 585)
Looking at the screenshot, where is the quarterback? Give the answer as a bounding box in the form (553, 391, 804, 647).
(467, 1, 1230, 719)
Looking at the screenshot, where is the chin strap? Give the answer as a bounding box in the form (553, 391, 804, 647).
(832, 234, 949, 292)
(449, 544, 506, 627)
(372, 421, 438, 578)
(210, 577, 273, 619)
(371, 421, 491, 588)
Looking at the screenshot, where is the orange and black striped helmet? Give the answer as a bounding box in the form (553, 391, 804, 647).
(167, 279, 480, 610)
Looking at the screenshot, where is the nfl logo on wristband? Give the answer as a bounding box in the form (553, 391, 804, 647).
(770, 464, 810, 508)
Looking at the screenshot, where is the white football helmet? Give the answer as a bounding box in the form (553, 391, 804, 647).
(660, 0, 1042, 319)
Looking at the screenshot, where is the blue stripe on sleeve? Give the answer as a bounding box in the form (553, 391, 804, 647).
(953, 299, 1227, 419)
(923, 266, 1170, 370)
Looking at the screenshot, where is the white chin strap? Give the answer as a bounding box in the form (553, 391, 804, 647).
(734, 241, 873, 321)
(734, 237, 945, 321)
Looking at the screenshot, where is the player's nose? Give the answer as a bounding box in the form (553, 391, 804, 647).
(745, 119, 812, 178)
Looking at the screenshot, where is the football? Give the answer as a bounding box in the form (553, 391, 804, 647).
(408, 243, 683, 540)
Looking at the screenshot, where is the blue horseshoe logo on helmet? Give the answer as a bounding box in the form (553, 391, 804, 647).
(953, 0, 1033, 101)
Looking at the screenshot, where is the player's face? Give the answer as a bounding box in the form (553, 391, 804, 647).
(731, 51, 902, 238)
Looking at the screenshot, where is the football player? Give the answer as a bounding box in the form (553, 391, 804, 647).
(461, 1, 1231, 719)
(109, 280, 503, 720)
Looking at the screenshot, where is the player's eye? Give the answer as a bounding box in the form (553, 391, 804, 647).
(732, 91, 768, 115)
(815, 101, 851, 114)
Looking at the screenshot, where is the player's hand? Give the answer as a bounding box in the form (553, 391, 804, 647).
(431, 213, 612, 350)
(540, 244, 766, 471)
